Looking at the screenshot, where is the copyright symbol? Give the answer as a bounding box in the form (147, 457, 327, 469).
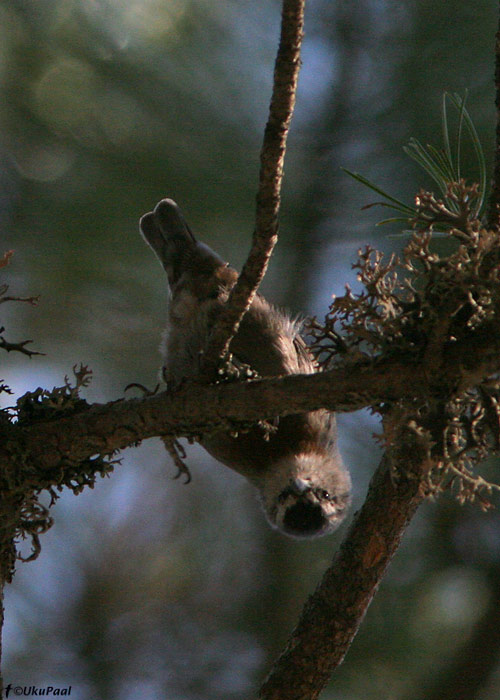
(13, 688, 23, 697)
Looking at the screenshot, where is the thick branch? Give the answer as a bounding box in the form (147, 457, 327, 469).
(201, 0, 305, 378)
(8, 317, 500, 480)
(258, 425, 432, 700)
(6, 363, 403, 474)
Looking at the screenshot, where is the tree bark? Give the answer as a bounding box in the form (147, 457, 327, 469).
(5, 313, 500, 483)
(259, 423, 432, 700)
(200, 0, 305, 377)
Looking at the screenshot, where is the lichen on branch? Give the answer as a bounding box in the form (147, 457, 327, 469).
(0, 365, 118, 581)
(308, 180, 500, 508)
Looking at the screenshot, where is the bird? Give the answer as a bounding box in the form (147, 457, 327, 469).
(139, 198, 351, 538)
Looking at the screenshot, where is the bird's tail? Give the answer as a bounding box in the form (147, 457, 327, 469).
(140, 198, 199, 288)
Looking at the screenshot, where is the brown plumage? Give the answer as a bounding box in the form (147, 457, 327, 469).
(140, 199, 351, 537)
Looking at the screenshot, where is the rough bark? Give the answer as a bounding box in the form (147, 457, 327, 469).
(2, 316, 499, 479)
(258, 425, 432, 700)
(201, 0, 305, 378)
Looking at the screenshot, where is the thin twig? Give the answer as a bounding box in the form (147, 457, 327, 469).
(0, 295, 39, 306)
(200, 0, 305, 379)
(0, 336, 44, 357)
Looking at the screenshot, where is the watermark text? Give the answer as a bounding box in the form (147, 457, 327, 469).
(5, 685, 72, 697)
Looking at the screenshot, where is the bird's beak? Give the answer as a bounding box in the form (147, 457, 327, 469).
(290, 477, 310, 495)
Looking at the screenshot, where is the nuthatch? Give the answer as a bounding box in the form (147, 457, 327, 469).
(140, 199, 351, 538)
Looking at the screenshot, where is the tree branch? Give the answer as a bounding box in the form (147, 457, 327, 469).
(0, 335, 44, 357)
(258, 422, 433, 700)
(7, 315, 500, 483)
(200, 0, 305, 378)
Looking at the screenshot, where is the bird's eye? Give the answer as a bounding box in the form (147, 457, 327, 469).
(316, 489, 330, 501)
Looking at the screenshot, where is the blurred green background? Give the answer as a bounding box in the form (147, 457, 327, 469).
(1, 0, 499, 698)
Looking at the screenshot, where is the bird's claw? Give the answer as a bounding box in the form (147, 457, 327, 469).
(161, 436, 192, 484)
(124, 382, 160, 397)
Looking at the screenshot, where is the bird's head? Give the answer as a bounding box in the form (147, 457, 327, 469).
(257, 451, 352, 538)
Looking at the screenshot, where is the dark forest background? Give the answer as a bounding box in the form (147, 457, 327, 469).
(1, 1, 499, 698)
